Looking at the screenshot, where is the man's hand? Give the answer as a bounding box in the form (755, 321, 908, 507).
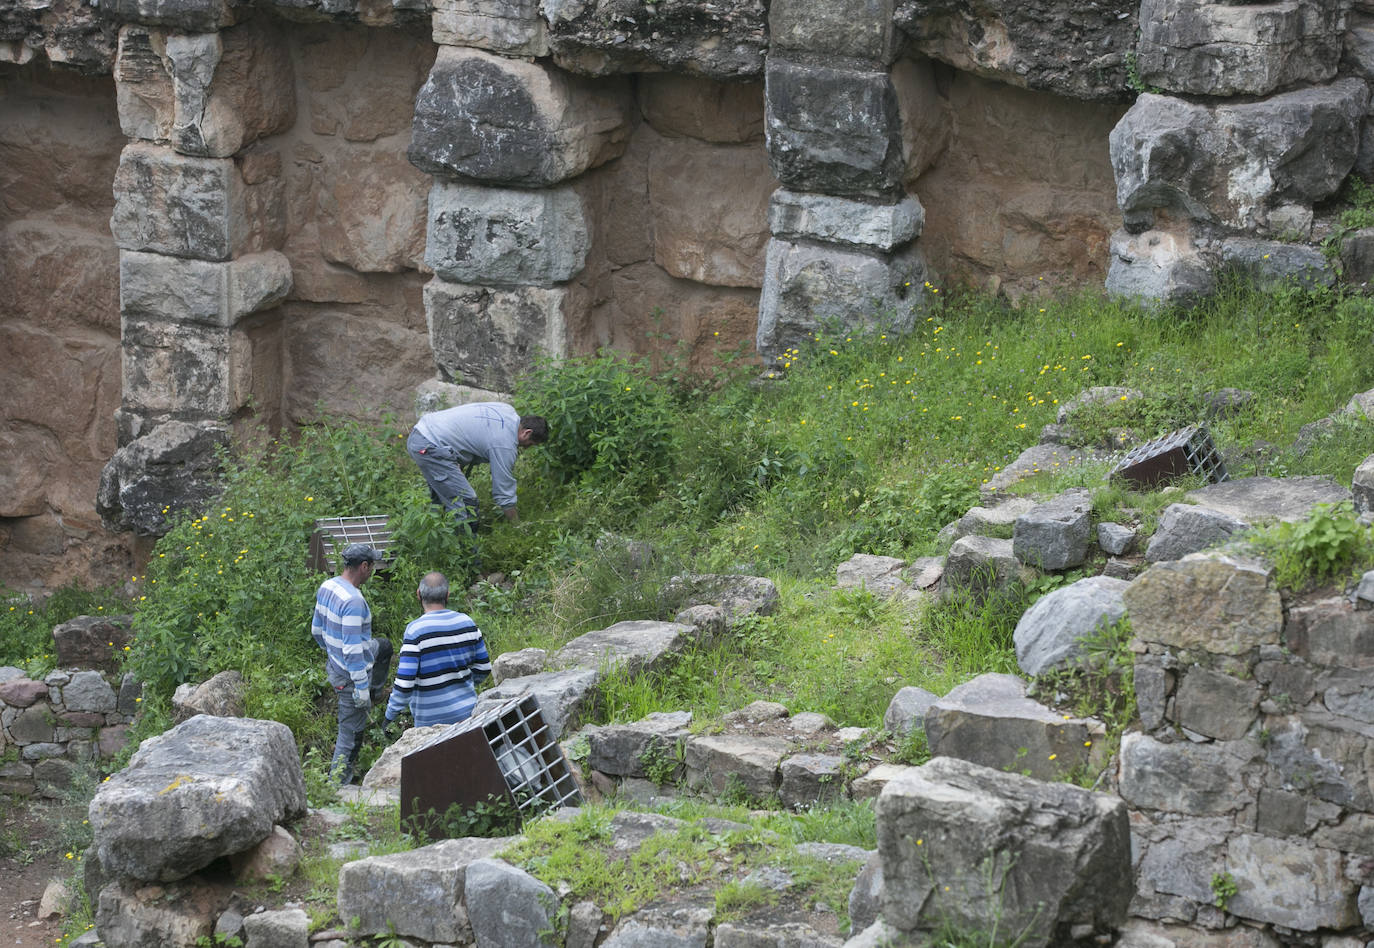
(352, 686, 371, 710)
(382, 719, 400, 742)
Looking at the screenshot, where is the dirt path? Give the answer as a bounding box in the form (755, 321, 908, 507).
(2, 799, 82, 947)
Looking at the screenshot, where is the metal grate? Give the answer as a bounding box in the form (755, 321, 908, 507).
(1110, 425, 1229, 489)
(308, 515, 393, 573)
(399, 694, 581, 837)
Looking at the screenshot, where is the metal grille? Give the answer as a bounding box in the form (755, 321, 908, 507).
(308, 515, 393, 572)
(473, 695, 582, 812)
(1110, 425, 1229, 489)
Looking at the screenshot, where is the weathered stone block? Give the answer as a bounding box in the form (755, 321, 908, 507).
(63, 671, 117, 714)
(765, 57, 905, 197)
(111, 142, 284, 261)
(96, 421, 227, 535)
(1226, 834, 1358, 930)
(425, 181, 589, 287)
(755, 238, 928, 359)
(769, 189, 923, 253)
(1135, 819, 1228, 903)
(1122, 554, 1282, 655)
(432, 0, 547, 56)
(1137, 0, 1347, 97)
(471, 668, 599, 739)
(105, 0, 241, 32)
(546, 0, 767, 79)
(119, 318, 231, 418)
(120, 250, 292, 328)
(409, 47, 634, 187)
(1172, 665, 1259, 740)
(96, 878, 223, 948)
(113, 21, 295, 158)
(1110, 83, 1368, 235)
(1353, 454, 1374, 515)
(924, 673, 1106, 781)
(465, 859, 557, 948)
(1012, 489, 1092, 570)
(1118, 732, 1258, 816)
(1144, 503, 1248, 563)
(424, 277, 571, 393)
(770, 0, 896, 61)
(1214, 237, 1334, 289)
(683, 735, 788, 799)
(877, 757, 1131, 945)
(241, 907, 308, 948)
(637, 74, 764, 143)
(779, 753, 847, 808)
(941, 535, 1036, 600)
(53, 616, 134, 672)
(588, 711, 692, 779)
(1286, 596, 1374, 668)
(1013, 575, 1129, 676)
(1104, 228, 1215, 304)
(552, 620, 693, 678)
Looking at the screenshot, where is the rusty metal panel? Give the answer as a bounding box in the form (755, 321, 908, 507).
(1110, 425, 1228, 490)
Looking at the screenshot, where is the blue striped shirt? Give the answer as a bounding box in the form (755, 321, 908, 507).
(311, 576, 372, 687)
(384, 608, 492, 727)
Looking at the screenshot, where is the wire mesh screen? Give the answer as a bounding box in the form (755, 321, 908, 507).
(308, 515, 393, 572)
(1110, 425, 1229, 489)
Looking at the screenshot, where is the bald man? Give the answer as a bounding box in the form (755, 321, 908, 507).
(382, 571, 491, 730)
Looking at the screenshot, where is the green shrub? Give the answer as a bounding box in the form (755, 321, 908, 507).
(0, 584, 127, 674)
(1252, 502, 1374, 590)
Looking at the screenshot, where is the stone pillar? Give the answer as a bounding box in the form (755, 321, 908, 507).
(98, 13, 295, 535)
(407, 31, 634, 390)
(757, 0, 934, 359)
(1106, 0, 1362, 303)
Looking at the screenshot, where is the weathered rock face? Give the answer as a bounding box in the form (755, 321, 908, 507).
(895, 0, 1137, 101)
(0, 0, 118, 72)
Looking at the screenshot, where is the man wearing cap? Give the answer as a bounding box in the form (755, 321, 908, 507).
(382, 571, 491, 732)
(311, 543, 393, 784)
(407, 402, 548, 529)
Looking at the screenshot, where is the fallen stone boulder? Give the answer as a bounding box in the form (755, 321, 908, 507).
(684, 735, 789, 800)
(1143, 503, 1247, 563)
(941, 535, 1036, 600)
(52, 615, 134, 672)
(587, 710, 693, 781)
(1014, 575, 1130, 676)
(465, 858, 558, 948)
(883, 686, 937, 738)
(877, 756, 1132, 946)
(662, 573, 780, 622)
(836, 554, 910, 596)
(551, 620, 695, 678)
(89, 715, 306, 882)
(171, 669, 246, 721)
(1184, 475, 1351, 524)
(1012, 489, 1092, 571)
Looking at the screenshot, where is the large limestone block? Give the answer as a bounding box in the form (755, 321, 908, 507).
(316, 149, 429, 274)
(771, 0, 895, 61)
(546, 0, 767, 79)
(1172, 665, 1259, 740)
(683, 735, 789, 799)
(588, 710, 693, 779)
(1143, 503, 1248, 563)
(471, 668, 599, 739)
(1213, 236, 1334, 289)
(465, 859, 558, 948)
(765, 57, 906, 197)
(893, 0, 1137, 101)
(1118, 732, 1259, 816)
(1285, 596, 1374, 669)
(120, 250, 291, 328)
(88, 715, 305, 882)
(648, 135, 775, 288)
(923, 673, 1106, 781)
(111, 142, 284, 261)
(1185, 475, 1351, 524)
(425, 277, 571, 393)
(96, 420, 227, 535)
(637, 74, 764, 143)
(769, 189, 924, 253)
(1110, 82, 1368, 234)
(432, 0, 547, 55)
(96, 877, 224, 948)
(114, 21, 295, 158)
(1225, 833, 1358, 930)
(1122, 554, 1282, 654)
(1013, 575, 1130, 676)
(1104, 228, 1215, 304)
(1012, 489, 1092, 570)
(118, 319, 235, 419)
(425, 181, 589, 287)
(877, 756, 1131, 945)
(409, 47, 634, 187)
(105, 0, 242, 31)
(552, 620, 694, 678)
(1137, 0, 1347, 97)
(756, 238, 928, 359)
(337, 836, 515, 941)
(940, 534, 1036, 599)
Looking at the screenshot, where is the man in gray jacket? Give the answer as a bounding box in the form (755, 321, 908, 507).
(407, 402, 548, 528)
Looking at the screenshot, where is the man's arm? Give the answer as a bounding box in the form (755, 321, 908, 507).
(384, 631, 419, 721)
(488, 443, 519, 513)
(338, 599, 372, 688)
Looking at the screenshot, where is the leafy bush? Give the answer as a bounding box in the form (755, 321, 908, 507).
(0, 584, 128, 674)
(1252, 502, 1374, 590)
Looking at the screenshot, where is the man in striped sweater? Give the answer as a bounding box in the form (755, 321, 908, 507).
(383, 571, 492, 730)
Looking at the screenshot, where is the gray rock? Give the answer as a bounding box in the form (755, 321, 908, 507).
(118, 674, 144, 716)
(119, 249, 293, 329)
(546, 0, 767, 79)
(779, 754, 847, 808)
(1356, 458, 1374, 519)
(409, 47, 634, 187)
(1135, 820, 1227, 904)
(1132, 659, 1170, 732)
(836, 554, 910, 596)
(1355, 570, 1374, 610)
(465, 858, 557, 948)
(1123, 553, 1282, 654)
(242, 908, 309, 948)
(756, 237, 927, 360)
(893, 0, 1136, 101)
(433, 0, 547, 55)
(52, 615, 134, 673)
(883, 686, 937, 738)
(551, 620, 694, 678)
(587, 711, 692, 780)
(62, 670, 118, 714)
(171, 669, 246, 721)
(425, 181, 589, 288)
(771, 0, 896, 61)
(941, 535, 1036, 599)
(601, 906, 713, 948)
(471, 668, 600, 739)
(1012, 489, 1092, 571)
(903, 556, 943, 590)
(95, 877, 225, 948)
(425, 277, 570, 393)
(1110, 83, 1368, 235)
(1013, 575, 1130, 676)
(982, 443, 1110, 494)
(1225, 834, 1357, 930)
(493, 648, 548, 684)
(337, 836, 516, 941)
(877, 756, 1132, 945)
(1143, 503, 1248, 563)
(764, 57, 906, 197)
(105, 0, 240, 34)
(1213, 238, 1334, 289)
(1056, 386, 1145, 424)
(683, 735, 789, 800)
(715, 921, 844, 947)
(1136, 0, 1345, 97)
(953, 497, 1037, 541)
(924, 674, 1106, 781)
(662, 573, 780, 622)
(1104, 228, 1216, 305)
(230, 824, 302, 884)
(89, 715, 305, 882)
(1097, 522, 1135, 555)
(847, 852, 883, 935)
(1185, 475, 1351, 524)
(1118, 732, 1258, 816)
(566, 900, 604, 948)
(97, 421, 228, 536)
(768, 189, 923, 252)
(1286, 595, 1374, 669)
(1172, 666, 1259, 740)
